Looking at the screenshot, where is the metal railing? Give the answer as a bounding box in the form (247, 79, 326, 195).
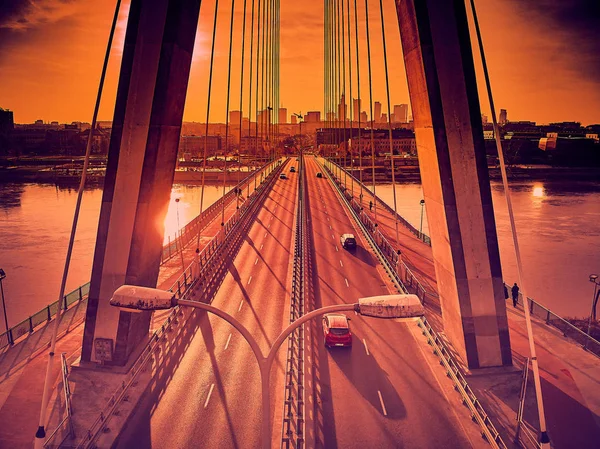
(419, 317, 508, 449)
(510, 285, 600, 358)
(326, 159, 431, 245)
(281, 158, 306, 449)
(77, 159, 285, 449)
(0, 163, 277, 351)
(43, 353, 74, 448)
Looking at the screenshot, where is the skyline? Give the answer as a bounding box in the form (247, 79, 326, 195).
(0, 0, 599, 125)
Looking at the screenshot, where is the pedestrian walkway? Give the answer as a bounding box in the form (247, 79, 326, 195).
(0, 192, 245, 449)
(334, 167, 600, 448)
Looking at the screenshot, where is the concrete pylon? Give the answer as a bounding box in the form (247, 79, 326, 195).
(395, 0, 512, 368)
(81, 0, 201, 366)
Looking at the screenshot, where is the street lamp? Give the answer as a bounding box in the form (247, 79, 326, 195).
(419, 199, 425, 237)
(0, 269, 9, 343)
(110, 286, 424, 449)
(587, 274, 600, 338)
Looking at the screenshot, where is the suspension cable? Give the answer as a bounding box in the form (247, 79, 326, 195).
(354, 0, 363, 206)
(221, 0, 237, 226)
(197, 0, 221, 248)
(364, 0, 377, 224)
(238, 0, 249, 205)
(341, 0, 348, 190)
(468, 0, 550, 446)
(378, 0, 400, 246)
(247, 0, 256, 193)
(347, 0, 354, 198)
(36, 1, 123, 445)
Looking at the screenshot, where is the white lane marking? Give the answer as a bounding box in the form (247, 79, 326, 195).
(225, 333, 232, 350)
(238, 300, 244, 312)
(345, 278, 349, 287)
(264, 232, 267, 238)
(204, 384, 215, 408)
(329, 225, 332, 230)
(339, 260, 343, 267)
(268, 223, 271, 229)
(271, 216, 274, 220)
(363, 339, 370, 356)
(335, 246, 339, 252)
(378, 390, 388, 416)
(327, 217, 330, 221)
(331, 234, 335, 239)
(247, 276, 252, 285)
(260, 244, 263, 250)
(255, 258, 259, 265)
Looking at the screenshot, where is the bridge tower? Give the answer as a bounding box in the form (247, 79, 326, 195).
(396, 0, 512, 368)
(81, 0, 201, 366)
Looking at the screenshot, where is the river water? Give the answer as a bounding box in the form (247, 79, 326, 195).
(0, 179, 598, 328)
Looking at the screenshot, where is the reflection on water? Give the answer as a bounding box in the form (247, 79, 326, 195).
(0, 179, 598, 327)
(374, 180, 600, 318)
(0, 183, 227, 327)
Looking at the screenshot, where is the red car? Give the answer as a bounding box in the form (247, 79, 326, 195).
(322, 314, 352, 348)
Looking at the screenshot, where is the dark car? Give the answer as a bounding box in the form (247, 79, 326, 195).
(340, 233, 357, 250)
(290, 166, 296, 172)
(316, 172, 323, 178)
(280, 173, 287, 180)
(322, 314, 352, 348)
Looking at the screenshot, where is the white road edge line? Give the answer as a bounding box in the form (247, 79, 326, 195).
(378, 390, 388, 416)
(238, 300, 244, 312)
(204, 383, 215, 408)
(247, 276, 252, 285)
(225, 333, 232, 350)
(363, 338, 370, 356)
(345, 278, 349, 287)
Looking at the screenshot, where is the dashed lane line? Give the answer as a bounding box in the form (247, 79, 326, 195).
(247, 276, 252, 285)
(255, 258, 259, 265)
(378, 390, 388, 416)
(335, 246, 339, 252)
(363, 339, 370, 355)
(345, 278, 349, 287)
(339, 260, 344, 267)
(238, 300, 244, 312)
(225, 333, 232, 350)
(204, 384, 215, 408)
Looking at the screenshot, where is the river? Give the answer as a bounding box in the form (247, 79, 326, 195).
(0, 178, 598, 328)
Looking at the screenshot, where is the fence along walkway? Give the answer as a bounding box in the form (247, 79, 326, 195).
(0, 161, 275, 352)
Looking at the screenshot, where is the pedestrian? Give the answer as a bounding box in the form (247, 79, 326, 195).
(511, 283, 519, 308)
(369, 200, 373, 211)
(504, 284, 509, 300)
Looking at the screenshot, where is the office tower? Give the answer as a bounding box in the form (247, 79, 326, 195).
(360, 111, 368, 124)
(305, 111, 321, 123)
(229, 110, 242, 124)
(353, 98, 361, 122)
(394, 104, 409, 123)
(278, 108, 287, 124)
(381, 113, 387, 123)
(338, 94, 347, 121)
(499, 109, 507, 125)
(291, 115, 297, 125)
(374, 101, 382, 123)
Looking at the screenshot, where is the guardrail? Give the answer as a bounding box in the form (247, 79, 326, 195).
(77, 159, 285, 449)
(281, 157, 306, 449)
(0, 163, 278, 351)
(325, 159, 431, 245)
(43, 353, 74, 448)
(419, 317, 508, 449)
(510, 285, 600, 358)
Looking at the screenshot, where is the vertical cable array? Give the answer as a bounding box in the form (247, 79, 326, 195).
(346, 0, 354, 197)
(378, 0, 400, 245)
(353, 0, 363, 206)
(364, 0, 378, 225)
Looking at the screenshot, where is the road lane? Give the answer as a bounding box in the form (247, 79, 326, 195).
(115, 160, 298, 449)
(304, 156, 476, 449)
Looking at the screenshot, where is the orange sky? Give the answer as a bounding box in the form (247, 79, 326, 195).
(0, 0, 598, 125)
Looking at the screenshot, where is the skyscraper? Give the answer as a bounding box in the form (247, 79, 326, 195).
(374, 101, 382, 123)
(305, 111, 321, 123)
(338, 94, 347, 121)
(499, 109, 508, 125)
(360, 111, 368, 124)
(394, 104, 409, 123)
(229, 110, 242, 124)
(291, 115, 297, 125)
(353, 98, 360, 122)
(278, 108, 287, 124)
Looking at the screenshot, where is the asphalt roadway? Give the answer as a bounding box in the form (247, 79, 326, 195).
(115, 159, 297, 449)
(304, 156, 475, 449)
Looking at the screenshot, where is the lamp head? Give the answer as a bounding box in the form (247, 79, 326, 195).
(0, 268, 5, 280)
(110, 285, 177, 312)
(590, 274, 599, 283)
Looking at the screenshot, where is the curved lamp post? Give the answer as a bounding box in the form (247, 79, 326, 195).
(110, 286, 424, 449)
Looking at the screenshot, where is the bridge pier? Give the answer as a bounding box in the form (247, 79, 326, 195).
(395, 0, 512, 368)
(81, 0, 201, 366)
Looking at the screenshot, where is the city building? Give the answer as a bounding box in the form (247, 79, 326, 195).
(360, 111, 368, 124)
(374, 101, 382, 123)
(229, 110, 242, 125)
(338, 94, 347, 120)
(305, 111, 321, 123)
(353, 99, 361, 122)
(178, 135, 222, 159)
(290, 115, 297, 125)
(499, 109, 508, 125)
(0, 108, 14, 154)
(394, 104, 409, 123)
(278, 108, 287, 124)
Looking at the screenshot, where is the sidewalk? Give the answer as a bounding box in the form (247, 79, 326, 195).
(0, 193, 245, 449)
(337, 171, 600, 448)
